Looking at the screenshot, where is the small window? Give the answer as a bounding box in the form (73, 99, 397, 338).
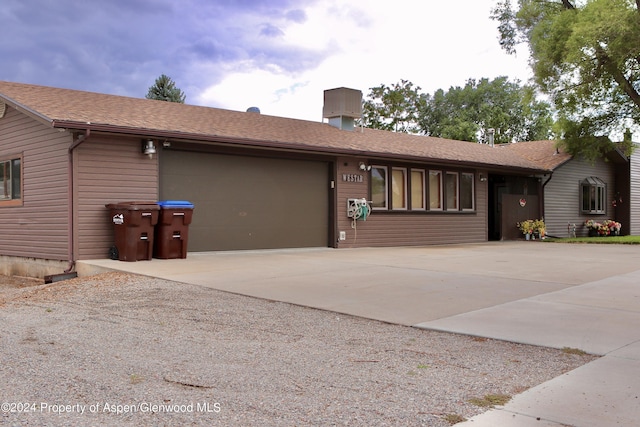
(581, 177, 606, 214)
(391, 167, 407, 210)
(460, 173, 474, 211)
(411, 169, 425, 210)
(371, 166, 388, 210)
(429, 170, 442, 210)
(445, 172, 458, 211)
(0, 156, 22, 206)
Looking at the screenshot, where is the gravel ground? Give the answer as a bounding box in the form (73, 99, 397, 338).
(0, 272, 596, 426)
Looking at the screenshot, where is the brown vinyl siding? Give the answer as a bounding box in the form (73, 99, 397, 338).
(630, 147, 640, 235)
(336, 157, 487, 247)
(75, 135, 158, 259)
(0, 106, 70, 259)
(335, 157, 370, 244)
(543, 157, 616, 237)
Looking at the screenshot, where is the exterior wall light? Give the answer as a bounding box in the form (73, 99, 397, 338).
(359, 162, 371, 171)
(479, 173, 487, 182)
(142, 139, 157, 158)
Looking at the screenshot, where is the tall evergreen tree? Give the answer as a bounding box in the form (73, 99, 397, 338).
(146, 74, 186, 103)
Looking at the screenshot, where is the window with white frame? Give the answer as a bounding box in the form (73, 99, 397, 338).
(429, 170, 442, 210)
(368, 165, 475, 213)
(581, 177, 606, 214)
(460, 172, 474, 211)
(445, 172, 458, 210)
(411, 169, 425, 210)
(0, 156, 22, 205)
(391, 167, 407, 210)
(371, 166, 388, 210)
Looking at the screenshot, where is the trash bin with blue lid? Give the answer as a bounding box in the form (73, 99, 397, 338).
(105, 201, 160, 261)
(154, 200, 195, 259)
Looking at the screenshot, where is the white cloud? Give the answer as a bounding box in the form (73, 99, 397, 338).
(197, 0, 533, 121)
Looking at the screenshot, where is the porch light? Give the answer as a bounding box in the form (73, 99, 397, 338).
(142, 139, 157, 158)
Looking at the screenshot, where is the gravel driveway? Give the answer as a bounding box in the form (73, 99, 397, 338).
(0, 272, 595, 426)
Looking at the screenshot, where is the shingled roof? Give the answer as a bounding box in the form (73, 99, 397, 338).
(0, 80, 546, 172)
(498, 140, 573, 171)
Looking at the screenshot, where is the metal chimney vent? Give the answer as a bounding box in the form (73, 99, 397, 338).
(323, 87, 362, 131)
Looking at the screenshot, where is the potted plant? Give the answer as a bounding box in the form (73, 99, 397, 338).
(603, 220, 621, 236)
(533, 219, 546, 239)
(517, 219, 534, 240)
(584, 219, 621, 236)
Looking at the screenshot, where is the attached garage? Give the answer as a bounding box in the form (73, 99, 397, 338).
(160, 148, 331, 251)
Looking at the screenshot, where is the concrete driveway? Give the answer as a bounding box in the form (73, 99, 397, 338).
(80, 241, 640, 426)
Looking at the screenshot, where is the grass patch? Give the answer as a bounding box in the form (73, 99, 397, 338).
(544, 235, 640, 244)
(443, 413, 466, 425)
(468, 393, 511, 408)
(129, 374, 144, 384)
(562, 347, 588, 356)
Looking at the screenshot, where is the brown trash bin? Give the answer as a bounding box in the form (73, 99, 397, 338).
(105, 202, 160, 261)
(153, 201, 194, 259)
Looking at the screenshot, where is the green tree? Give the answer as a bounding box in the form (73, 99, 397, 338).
(419, 77, 554, 144)
(146, 74, 186, 103)
(492, 0, 639, 159)
(361, 79, 424, 133)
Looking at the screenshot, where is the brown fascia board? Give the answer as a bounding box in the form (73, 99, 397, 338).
(0, 94, 54, 127)
(610, 145, 630, 163)
(52, 120, 546, 174)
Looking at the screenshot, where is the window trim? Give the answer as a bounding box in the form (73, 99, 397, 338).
(368, 164, 476, 214)
(391, 167, 408, 210)
(445, 171, 459, 211)
(0, 153, 23, 207)
(460, 172, 475, 211)
(370, 165, 388, 211)
(580, 176, 606, 215)
(410, 169, 426, 211)
(428, 170, 443, 211)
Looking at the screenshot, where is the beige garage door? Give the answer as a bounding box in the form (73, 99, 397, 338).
(160, 150, 330, 251)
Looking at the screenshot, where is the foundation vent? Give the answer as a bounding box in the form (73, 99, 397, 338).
(322, 87, 362, 131)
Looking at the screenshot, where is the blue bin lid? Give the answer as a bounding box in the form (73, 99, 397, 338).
(157, 200, 194, 208)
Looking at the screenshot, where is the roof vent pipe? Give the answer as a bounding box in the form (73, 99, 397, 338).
(487, 128, 495, 147)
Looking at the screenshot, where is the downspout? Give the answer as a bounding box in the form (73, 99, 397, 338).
(541, 172, 553, 223)
(64, 129, 91, 273)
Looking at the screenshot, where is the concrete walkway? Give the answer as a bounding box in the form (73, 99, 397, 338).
(79, 242, 640, 426)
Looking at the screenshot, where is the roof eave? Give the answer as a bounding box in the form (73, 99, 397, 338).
(52, 120, 548, 173)
(0, 93, 53, 126)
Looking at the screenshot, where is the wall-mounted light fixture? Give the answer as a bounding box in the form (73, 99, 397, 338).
(479, 173, 487, 182)
(359, 162, 371, 171)
(142, 139, 157, 159)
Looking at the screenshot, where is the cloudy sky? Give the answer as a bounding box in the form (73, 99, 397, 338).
(1, 0, 532, 121)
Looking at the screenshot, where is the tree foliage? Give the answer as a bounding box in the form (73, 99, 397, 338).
(360, 77, 553, 144)
(146, 74, 186, 103)
(491, 0, 639, 159)
(420, 77, 553, 144)
(361, 80, 424, 133)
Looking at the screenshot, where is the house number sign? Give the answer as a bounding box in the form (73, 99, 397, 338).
(342, 174, 364, 183)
